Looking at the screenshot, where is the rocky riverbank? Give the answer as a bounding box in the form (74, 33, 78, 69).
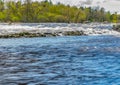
(0, 23, 120, 38)
(0, 31, 85, 38)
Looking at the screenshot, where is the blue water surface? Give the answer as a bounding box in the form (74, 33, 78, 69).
(0, 35, 120, 85)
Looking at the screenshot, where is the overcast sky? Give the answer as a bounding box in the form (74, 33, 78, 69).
(45, 0, 120, 13)
(6, 0, 120, 13)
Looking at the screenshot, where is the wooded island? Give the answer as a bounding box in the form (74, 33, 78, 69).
(0, 0, 119, 23)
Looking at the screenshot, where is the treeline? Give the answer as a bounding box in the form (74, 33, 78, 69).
(0, 0, 119, 23)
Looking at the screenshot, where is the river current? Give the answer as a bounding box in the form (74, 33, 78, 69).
(0, 35, 120, 85)
(0, 23, 120, 85)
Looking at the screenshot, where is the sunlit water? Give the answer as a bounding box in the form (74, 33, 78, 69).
(0, 35, 120, 85)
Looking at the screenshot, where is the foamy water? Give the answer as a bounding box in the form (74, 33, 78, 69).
(0, 23, 119, 36)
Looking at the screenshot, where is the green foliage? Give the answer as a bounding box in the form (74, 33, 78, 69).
(38, 15, 49, 22)
(0, 0, 4, 11)
(0, 12, 5, 21)
(0, 0, 119, 23)
(110, 13, 118, 23)
(54, 15, 66, 22)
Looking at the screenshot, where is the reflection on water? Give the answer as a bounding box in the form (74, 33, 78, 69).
(0, 35, 120, 85)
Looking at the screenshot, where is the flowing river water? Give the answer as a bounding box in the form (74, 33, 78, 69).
(0, 23, 120, 85)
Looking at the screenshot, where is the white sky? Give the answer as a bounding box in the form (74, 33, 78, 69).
(5, 0, 120, 14)
(51, 0, 120, 14)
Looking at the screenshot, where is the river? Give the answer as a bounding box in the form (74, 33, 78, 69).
(0, 23, 120, 85)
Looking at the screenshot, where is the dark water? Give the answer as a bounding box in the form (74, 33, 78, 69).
(0, 35, 120, 85)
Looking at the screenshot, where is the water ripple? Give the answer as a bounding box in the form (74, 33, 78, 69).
(0, 35, 120, 85)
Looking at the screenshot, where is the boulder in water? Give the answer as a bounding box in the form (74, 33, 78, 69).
(112, 24, 120, 32)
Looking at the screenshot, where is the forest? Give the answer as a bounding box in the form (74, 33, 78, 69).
(0, 0, 120, 23)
